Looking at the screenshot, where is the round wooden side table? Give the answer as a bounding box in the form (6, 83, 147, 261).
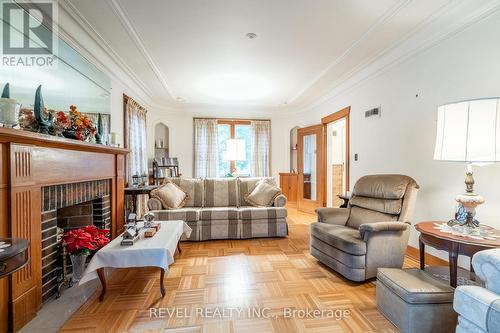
(415, 221, 500, 287)
(0, 238, 30, 278)
(124, 185, 158, 215)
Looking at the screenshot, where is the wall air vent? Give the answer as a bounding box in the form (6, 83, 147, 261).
(365, 107, 381, 118)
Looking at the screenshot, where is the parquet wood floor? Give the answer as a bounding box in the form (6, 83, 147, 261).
(60, 208, 419, 333)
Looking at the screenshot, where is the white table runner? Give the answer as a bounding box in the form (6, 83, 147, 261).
(79, 220, 191, 285)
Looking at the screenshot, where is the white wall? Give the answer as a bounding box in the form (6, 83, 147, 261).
(272, 11, 500, 263)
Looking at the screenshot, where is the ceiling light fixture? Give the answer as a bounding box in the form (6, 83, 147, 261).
(176, 97, 185, 102)
(246, 32, 257, 39)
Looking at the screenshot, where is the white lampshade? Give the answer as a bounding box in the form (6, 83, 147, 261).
(226, 139, 246, 161)
(434, 98, 500, 162)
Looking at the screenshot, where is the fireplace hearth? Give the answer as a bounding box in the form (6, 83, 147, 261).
(41, 180, 111, 302)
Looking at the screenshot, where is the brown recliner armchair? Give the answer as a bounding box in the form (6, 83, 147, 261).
(310, 174, 419, 282)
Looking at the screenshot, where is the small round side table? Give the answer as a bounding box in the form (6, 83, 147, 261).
(0, 238, 30, 278)
(415, 221, 500, 288)
(124, 185, 158, 215)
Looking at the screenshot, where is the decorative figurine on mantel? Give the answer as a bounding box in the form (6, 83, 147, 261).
(34, 85, 53, 134)
(95, 113, 103, 144)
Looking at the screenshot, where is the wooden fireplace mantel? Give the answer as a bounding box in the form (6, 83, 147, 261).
(0, 128, 129, 332)
(0, 127, 128, 155)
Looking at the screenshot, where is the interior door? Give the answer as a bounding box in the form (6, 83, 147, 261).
(322, 107, 350, 207)
(297, 124, 324, 214)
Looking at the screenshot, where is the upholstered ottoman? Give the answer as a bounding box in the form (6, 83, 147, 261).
(376, 268, 457, 333)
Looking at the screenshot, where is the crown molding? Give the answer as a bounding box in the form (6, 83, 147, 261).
(107, 0, 176, 100)
(290, 0, 500, 114)
(57, 0, 155, 107)
(287, 0, 412, 105)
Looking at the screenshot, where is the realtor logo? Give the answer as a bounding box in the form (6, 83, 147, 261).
(1, 0, 57, 66)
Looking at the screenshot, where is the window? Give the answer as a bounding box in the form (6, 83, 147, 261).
(217, 120, 251, 177)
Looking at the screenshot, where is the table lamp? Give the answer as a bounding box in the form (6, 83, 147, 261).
(434, 97, 500, 228)
(226, 139, 246, 175)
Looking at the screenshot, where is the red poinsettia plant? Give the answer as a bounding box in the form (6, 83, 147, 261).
(62, 226, 110, 255)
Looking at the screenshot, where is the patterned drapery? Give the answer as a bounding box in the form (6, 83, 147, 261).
(194, 118, 219, 178)
(250, 120, 271, 177)
(125, 96, 148, 217)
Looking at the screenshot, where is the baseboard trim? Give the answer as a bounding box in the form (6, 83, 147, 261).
(406, 245, 448, 266)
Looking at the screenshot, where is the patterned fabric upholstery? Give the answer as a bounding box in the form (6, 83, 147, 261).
(238, 177, 276, 206)
(199, 207, 239, 220)
(204, 178, 239, 207)
(147, 177, 289, 241)
(454, 249, 500, 333)
(150, 208, 199, 222)
(163, 177, 204, 207)
(239, 206, 287, 220)
(273, 194, 287, 207)
(183, 221, 200, 241)
(200, 219, 239, 240)
(240, 218, 288, 239)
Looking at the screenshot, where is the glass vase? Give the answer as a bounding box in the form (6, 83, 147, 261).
(69, 252, 88, 282)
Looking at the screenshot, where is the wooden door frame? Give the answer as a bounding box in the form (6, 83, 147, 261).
(321, 106, 350, 206)
(297, 124, 325, 214)
(217, 119, 251, 174)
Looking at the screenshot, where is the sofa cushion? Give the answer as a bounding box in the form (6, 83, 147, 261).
(204, 178, 238, 207)
(150, 182, 188, 209)
(347, 206, 398, 229)
(310, 223, 366, 255)
(240, 218, 288, 239)
(239, 206, 287, 220)
(199, 207, 239, 220)
(163, 178, 204, 207)
(150, 208, 199, 222)
(238, 177, 276, 206)
(378, 268, 455, 304)
(200, 219, 239, 240)
(245, 181, 282, 207)
(310, 235, 366, 269)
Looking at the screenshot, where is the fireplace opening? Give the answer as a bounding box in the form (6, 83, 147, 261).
(40, 180, 111, 303)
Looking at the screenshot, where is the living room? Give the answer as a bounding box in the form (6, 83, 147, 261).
(1, 1, 500, 333)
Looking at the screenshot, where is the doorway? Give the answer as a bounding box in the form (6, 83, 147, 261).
(322, 107, 350, 207)
(297, 124, 324, 214)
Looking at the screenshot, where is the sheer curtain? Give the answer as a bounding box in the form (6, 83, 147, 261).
(250, 120, 271, 177)
(125, 96, 148, 217)
(194, 118, 219, 178)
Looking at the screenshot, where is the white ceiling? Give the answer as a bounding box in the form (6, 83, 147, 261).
(64, 0, 500, 111)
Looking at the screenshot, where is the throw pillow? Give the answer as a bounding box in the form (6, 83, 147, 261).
(245, 180, 282, 207)
(150, 181, 189, 209)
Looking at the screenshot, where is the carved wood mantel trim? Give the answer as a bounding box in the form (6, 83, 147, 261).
(0, 129, 128, 332)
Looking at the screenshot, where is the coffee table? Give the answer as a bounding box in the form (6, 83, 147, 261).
(415, 221, 500, 287)
(79, 220, 191, 301)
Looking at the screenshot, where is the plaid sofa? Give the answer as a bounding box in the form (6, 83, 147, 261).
(148, 177, 288, 241)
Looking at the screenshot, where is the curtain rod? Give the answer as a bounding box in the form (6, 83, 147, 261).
(123, 94, 147, 111)
(193, 117, 271, 121)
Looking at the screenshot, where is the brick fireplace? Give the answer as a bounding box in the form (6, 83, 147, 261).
(40, 180, 111, 302)
(0, 129, 127, 331)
